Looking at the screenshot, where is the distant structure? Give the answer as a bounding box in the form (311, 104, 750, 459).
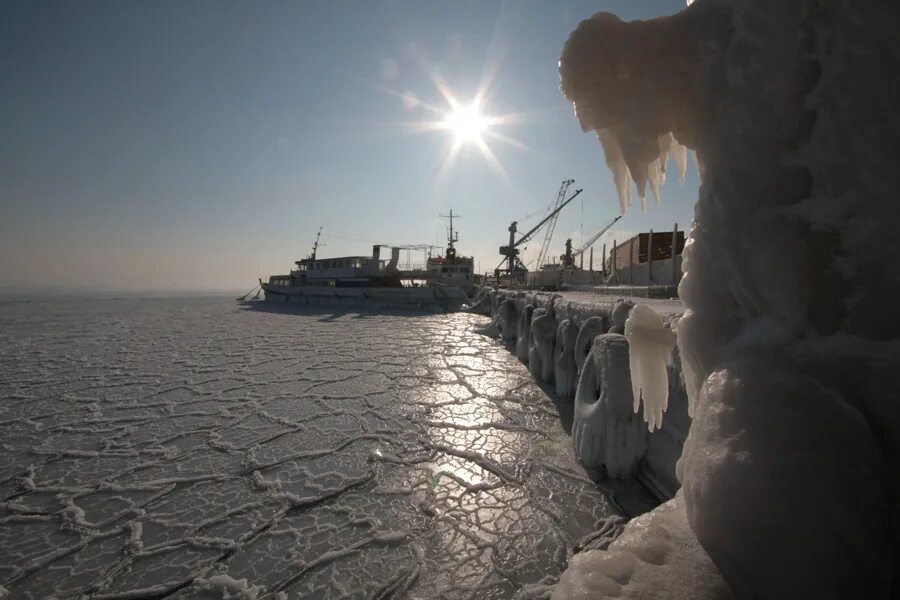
(606, 227, 685, 286)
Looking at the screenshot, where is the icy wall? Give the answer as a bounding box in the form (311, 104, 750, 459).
(472, 290, 687, 501)
(559, 0, 900, 597)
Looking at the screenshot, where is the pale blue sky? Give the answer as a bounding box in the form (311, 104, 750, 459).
(0, 0, 696, 291)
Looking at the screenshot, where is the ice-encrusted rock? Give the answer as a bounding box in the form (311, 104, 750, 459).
(679, 360, 892, 598)
(572, 515, 627, 554)
(608, 299, 634, 334)
(490, 290, 502, 320)
(554, 319, 579, 402)
(550, 493, 732, 600)
(545, 293, 564, 318)
(529, 312, 557, 383)
(625, 305, 677, 431)
(498, 299, 519, 344)
(474, 315, 500, 338)
(574, 316, 608, 374)
(516, 304, 536, 363)
(572, 334, 647, 476)
(468, 286, 496, 316)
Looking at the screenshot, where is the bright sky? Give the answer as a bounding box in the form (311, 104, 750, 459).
(0, 0, 697, 292)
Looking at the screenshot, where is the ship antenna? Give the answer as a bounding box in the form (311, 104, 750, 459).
(439, 210, 461, 252)
(310, 225, 322, 260)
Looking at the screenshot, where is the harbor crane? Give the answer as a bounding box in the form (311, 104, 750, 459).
(535, 179, 575, 270)
(496, 181, 583, 281)
(561, 214, 623, 269)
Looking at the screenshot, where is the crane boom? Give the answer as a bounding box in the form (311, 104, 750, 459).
(497, 182, 582, 281)
(535, 180, 574, 269)
(571, 215, 622, 258)
(515, 188, 582, 248)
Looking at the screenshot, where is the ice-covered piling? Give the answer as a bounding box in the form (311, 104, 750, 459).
(529, 311, 558, 383)
(498, 298, 519, 344)
(573, 334, 648, 477)
(554, 319, 579, 402)
(516, 303, 535, 363)
(575, 316, 608, 374)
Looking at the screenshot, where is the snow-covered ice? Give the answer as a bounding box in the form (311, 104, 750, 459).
(0, 296, 621, 599)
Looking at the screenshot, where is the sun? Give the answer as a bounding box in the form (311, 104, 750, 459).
(442, 103, 488, 144)
(384, 58, 530, 182)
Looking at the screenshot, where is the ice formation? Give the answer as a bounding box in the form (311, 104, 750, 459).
(624, 305, 676, 431)
(574, 316, 608, 374)
(0, 300, 622, 599)
(560, 0, 900, 596)
(549, 493, 731, 600)
(474, 315, 500, 338)
(679, 361, 891, 598)
(529, 310, 557, 383)
(554, 319, 579, 402)
(572, 334, 646, 477)
(516, 303, 535, 363)
(498, 298, 519, 345)
(469, 287, 496, 316)
(608, 299, 633, 335)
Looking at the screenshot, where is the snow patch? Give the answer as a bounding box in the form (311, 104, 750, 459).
(550, 493, 731, 599)
(197, 574, 264, 600)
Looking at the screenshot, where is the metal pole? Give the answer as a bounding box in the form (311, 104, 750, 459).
(602, 244, 606, 276)
(611, 240, 617, 283)
(589, 247, 594, 272)
(628, 237, 634, 285)
(647, 229, 654, 285)
(671, 223, 679, 285)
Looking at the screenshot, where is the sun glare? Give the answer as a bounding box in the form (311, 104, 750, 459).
(384, 54, 531, 183)
(443, 104, 488, 144)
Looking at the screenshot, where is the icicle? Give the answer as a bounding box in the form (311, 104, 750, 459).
(613, 127, 660, 203)
(597, 129, 632, 214)
(657, 133, 674, 174)
(673, 141, 688, 184)
(648, 160, 662, 206)
(624, 305, 676, 431)
(691, 149, 704, 181)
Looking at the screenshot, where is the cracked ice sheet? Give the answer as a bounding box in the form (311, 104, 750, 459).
(0, 297, 619, 599)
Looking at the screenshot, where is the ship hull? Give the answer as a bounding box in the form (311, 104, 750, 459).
(260, 282, 468, 310)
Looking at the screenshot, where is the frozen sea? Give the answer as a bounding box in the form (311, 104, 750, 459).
(0, 296, 628, 600)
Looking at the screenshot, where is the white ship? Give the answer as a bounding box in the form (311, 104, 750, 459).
(425, 210, 476, 296)
(258, 227, 469, 309)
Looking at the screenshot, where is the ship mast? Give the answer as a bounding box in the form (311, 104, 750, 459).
(309, 226, 322, 260)
(439, 210, 461, 259)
